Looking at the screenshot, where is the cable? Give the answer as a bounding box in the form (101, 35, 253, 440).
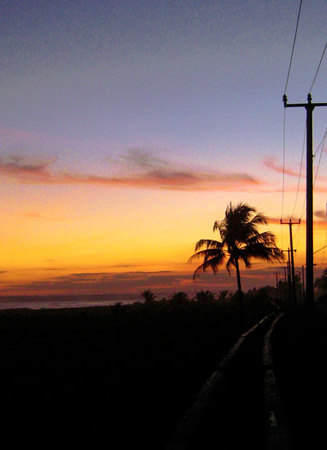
(294, 129, 327, 252)
(321, 229, 327, 265)
(284, 0, 303, 95)
(291, 125, 306, 218)
(294, 127, 326, 248)
(281, 109, 286, 219)
(309, 40, 327, 93)
(313, 128, 327, 186)
(282, 0, 303, 250)
(280, 109, 287, 249)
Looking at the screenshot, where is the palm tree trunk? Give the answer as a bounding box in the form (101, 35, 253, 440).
(234, 258, 244, 320)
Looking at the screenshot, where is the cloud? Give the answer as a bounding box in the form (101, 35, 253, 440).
(117, 148, 169, 170)
(18, 212, 42, 219)
(266, 217, 282, 225)
(263, 157, 302, 178)
(0, 155, 57, 183)
(314, 210, 327, 221)
(0, 151, 262, 192)
(0, 267, 285, 297)
(0, 126, 43, 144)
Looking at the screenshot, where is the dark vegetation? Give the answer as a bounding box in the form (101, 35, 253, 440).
(0, 289, 277, 449)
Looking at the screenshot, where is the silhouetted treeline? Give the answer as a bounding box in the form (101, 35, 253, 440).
(0, 289, 278, 449)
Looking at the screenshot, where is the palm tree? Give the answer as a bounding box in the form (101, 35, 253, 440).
(189, 202, 283, 318)
(141, 289, 156, 304)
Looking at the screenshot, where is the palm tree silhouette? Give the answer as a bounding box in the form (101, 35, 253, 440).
(189, 202, 283, 318)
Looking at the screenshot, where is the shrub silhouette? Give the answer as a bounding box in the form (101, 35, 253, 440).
(194, 290, 215, 305)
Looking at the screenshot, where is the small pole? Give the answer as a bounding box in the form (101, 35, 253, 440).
(280, 219, 300, 306)
(282, 249, 293, 309)
(302, 264, 305, 303)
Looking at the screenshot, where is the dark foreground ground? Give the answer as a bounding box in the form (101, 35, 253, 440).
(0, 300, 273, 449)
(271, 304, 327, 449)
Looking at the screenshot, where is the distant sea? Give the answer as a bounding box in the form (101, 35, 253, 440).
(0, 294, 139, 311)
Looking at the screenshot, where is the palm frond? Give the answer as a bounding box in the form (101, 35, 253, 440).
(213, 220, 223, 233)
(192, 253, 226, 279)
(250, 212, 268, 226)
(194, 239, 223, 252)
(240, 242, 284, 263)
(245, 231, 278, 246)
(188, 248, 225, 263)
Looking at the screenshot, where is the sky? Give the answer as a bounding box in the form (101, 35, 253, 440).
(1, 0, 327, 298)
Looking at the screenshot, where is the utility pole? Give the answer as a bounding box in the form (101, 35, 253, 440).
(283, 94, 327, 310)
(280, 218, 300, 305)
(282, 249, 292, 309)
(302, 264, 305, 304)
(274, 272, 280, 302)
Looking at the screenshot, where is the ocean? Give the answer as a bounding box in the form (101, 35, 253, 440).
(0, 294, 139, 310)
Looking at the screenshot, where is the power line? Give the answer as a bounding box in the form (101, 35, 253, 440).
(313, 128, 327, 186)
(309, 40, 327, 93)
(294, 128, 327, 247)
(321, 228, 327, 266)
(281, 109, 287, 249)
(284, 0, 303, 95)
(291, 125, 306, 218)
(282, 0, 303, 243)
(281, 109, 286, 219)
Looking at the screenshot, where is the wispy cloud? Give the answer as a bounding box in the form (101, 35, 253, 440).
(0, 155, 56, 183)
(263, 156, 302, 178)
(314, 210, 327, 221)
(115, 148, 169, 170)
(0, 150, 262, 192)
(0, 126, 43, 144)
(0, 267, 285, 296)
(18, 212, 44, 220)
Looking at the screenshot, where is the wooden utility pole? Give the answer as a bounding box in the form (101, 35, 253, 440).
(283, 94, 327, 310)
(282, 249, 292, 308)
(280, 219, 300, 305)
(274, 272, 280, 301)
(302, 264, 305, 304)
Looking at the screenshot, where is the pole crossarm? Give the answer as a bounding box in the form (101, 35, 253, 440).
(283, 94, 327, 109)
(280, 219, 301, 225)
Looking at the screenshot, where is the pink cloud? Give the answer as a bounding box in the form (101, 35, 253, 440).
(263, 157, 302, 178)
(0, 126, 43, 144)
(0, 153, 262, 192)
(0, 267, 286, 297)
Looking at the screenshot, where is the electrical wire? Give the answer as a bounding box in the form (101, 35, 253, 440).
(291, 125, 306, 218)
(282, 0, 303, 248)
(313, 128, 327, 186)
(280, 109, 287, 249)
(309, 40, 327, 93)
(281, 109, 286, 219)
(294, 128, 327, 249)
(321, 230, 327, 265)
(284, 0, 303, 95)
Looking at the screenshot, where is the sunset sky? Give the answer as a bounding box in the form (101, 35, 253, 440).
(1, 0, 327, 298)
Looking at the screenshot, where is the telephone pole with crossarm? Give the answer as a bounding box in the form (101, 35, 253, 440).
(283, 94, 327, 310)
